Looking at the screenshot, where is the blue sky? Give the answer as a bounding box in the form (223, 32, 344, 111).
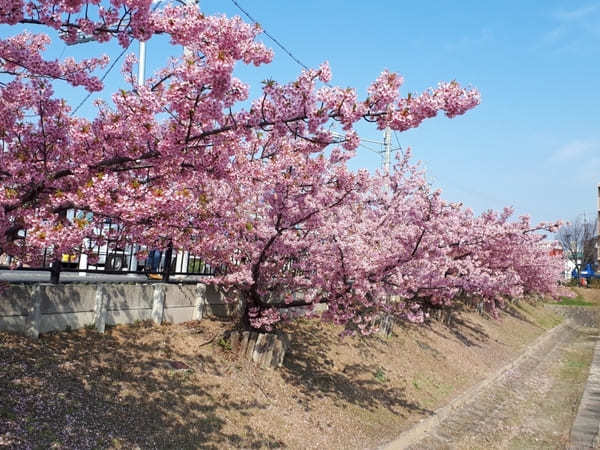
(12, 0, 600, 225)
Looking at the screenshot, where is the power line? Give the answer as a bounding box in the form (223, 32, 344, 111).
(230, 1, 404, 171)
(71, 43, 132, 115)
(393, 130, 402, 149)
(228, 2, 403, 168)
(57, 45, 67, 60)
(230, 0, 310, 71)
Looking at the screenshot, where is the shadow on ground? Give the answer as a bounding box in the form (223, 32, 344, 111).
(280, 321, 432, 417)
(0, 325, 284, 449)
(419, 305, 490, 348)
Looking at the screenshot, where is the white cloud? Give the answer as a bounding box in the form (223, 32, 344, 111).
(536, 3, 600, 53)
(539, 24, 567, 46)
(554, 4, 600, 21)
(547, 139, 600, 187)
(549, 139, 598, 162)
(443, 28, 494, 53)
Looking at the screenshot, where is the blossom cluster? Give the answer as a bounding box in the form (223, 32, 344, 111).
(0, 2, 564, 335)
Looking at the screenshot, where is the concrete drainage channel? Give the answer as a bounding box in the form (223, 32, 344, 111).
(381, 306, 600, 450)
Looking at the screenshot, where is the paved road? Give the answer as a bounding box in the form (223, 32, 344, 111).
(0, 270, 209, 284)
(383, 321, 597, 449)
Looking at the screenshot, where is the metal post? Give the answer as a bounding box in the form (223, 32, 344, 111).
(78, 244, 88, 277)
(139, 0, 195, 83)
(383, 127, 391, 173)
(50, 258, 61, 284)
(138, 40, 146, 86)
(184, 0, 198, 58)
(162, 241, 173, 282)
(128, 243, 139, 274)
(51, 210, 67, 283)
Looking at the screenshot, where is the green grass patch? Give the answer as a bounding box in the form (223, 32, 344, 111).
(374, 367, 387, 383)
(513, 302, 563, 329)
(217, 337, 232, 351)
(565, 360, 586, 369)
(0, 407, 16, 420)
(536, 313, 564, 329)
(557, 296, 594, 307)
(559, 350, 592, 382)
(410, 373, 454, 408)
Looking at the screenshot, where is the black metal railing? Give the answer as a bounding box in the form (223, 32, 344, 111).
(0, 211, 217, 282)
(0, 239, 216, 283)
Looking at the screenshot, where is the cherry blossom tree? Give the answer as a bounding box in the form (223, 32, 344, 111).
(242, 153, 564, 334)
(0, 0, 564, 333)
(0, 0, 478, 260)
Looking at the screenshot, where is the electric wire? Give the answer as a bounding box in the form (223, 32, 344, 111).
(57, 45, 67, 60)
(230, 0, 310, 71)
(393, 130, 402, 149)
(71, 43, 132, 115)
(225, 2, 522, 212)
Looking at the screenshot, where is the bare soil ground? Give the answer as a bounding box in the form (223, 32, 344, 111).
(0, 300, 564, 449)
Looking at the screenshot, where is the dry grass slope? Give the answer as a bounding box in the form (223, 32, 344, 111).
(0, 299, 566, 449)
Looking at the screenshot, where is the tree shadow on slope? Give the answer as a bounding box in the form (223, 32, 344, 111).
(279, 321, 432, 417)
(416, 306, 489, 348)
(502, 302, 538, 325)
(0, 327, 284, 449)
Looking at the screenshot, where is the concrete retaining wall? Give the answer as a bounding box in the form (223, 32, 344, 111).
(546, 304, 600, 328)
(0, 282, 239, 338)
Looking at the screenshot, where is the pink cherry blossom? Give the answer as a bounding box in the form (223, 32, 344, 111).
(0, 0, 563, 335)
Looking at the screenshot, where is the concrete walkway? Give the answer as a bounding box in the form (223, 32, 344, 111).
(569, 337, 600, 449)
(380, 320, 596, 449)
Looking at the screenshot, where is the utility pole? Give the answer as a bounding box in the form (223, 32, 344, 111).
(139, 0, 198, 84)
(184, 0, 197, 58)
(138, 0, 170, 85)
(138, 40, 147, 86)
(139, 0, 195, 79)
(383, 127, 392, 173)
(130, 24, 154, 273)
(597, 184, 600, 267)
(331, 127, 400, 173)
